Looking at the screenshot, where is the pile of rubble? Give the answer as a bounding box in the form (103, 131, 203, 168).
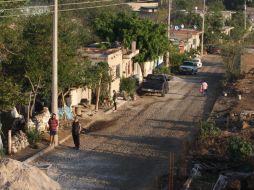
(0, 158, 60, 190)
(230, 110, 254, 130)
(28, 107, 51, 132)
(11, 131, 29, 154)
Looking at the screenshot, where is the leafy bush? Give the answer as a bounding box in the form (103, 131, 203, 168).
(153, 66, 170, 75)
(26, 128, 42, 148)
(170, 53, 186, 73)
(120, 77, 136, 95)
(227, 136, 253, 160)
(199, 121, 221, 140)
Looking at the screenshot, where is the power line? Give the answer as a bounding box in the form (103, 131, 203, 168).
(0, 0, 26, 3)
(0, 1, 129, 17)
(0, 0, 115, 12)
(59, 2, 127, 12)
(58, 0, 115, 7)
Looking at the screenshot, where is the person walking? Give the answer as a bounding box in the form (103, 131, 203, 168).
(48, 113, 58, 146)
(201, 80, 208, 96)
(72, 116, 81, 150)
(112, 90, 117, 111)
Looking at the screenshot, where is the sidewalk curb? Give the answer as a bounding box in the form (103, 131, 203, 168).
(23, 120, 93, 164)
(23, 101, 128, 164)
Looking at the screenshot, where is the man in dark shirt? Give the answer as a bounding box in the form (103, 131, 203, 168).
(113, 90, 117, 111)
(72, 116, 81, 150)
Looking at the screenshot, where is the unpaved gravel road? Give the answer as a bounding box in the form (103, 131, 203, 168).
(34, 55, 224, 190)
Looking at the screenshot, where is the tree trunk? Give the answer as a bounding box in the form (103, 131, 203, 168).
(61, 92, 66, 120)
(95, 77, 102, 111)
(29, 92, 37, 117)
(27, 92, 32, 129)
(138, 62, 145, 80)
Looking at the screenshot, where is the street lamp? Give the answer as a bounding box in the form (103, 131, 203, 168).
(201, 0, 206, 56)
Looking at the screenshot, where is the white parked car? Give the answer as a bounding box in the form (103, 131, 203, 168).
(192, 58, 202, 68)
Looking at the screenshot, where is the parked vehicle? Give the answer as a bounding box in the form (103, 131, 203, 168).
(191, 57, 202, 68)
(179, 61, 198, 75)
(140, 74, 169, 97)
(206, 45, 221, 55)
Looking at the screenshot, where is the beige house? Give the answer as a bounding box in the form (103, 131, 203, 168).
(133, 56, 164, 82)
(82, 46, 123, 97)
(170, 29, 203, 52)
(69, 42, 139, 104)
(122, 42, 140, 78)
(222, 26, 235, 36)
(69, 88, 92, 106)
(221, 11, 236, 21)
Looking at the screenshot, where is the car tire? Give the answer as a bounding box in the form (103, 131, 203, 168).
(161, 89, 165, 97)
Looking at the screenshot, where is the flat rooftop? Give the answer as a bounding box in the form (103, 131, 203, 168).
(170, 29, 203, 35)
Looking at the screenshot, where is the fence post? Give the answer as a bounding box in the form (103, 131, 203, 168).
(8, 130, 12, 155)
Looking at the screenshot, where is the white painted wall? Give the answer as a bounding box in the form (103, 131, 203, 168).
(70, 88, 91, 106)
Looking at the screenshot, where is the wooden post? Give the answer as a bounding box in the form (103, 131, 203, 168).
(95, 76, 102, 111)
(169, 152, 175, 190)
(8, 130, 12, 155)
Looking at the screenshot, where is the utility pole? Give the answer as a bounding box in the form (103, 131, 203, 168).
(52, 0, 58, 145)
(165, 0, 171, 67)
(244, 0, 247, 30)
(201, 0, 205, 56)
(167, 0, 171, 40)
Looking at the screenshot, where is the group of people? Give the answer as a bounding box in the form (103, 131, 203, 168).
(48, 113, 81, 150)
(47, 90, 118, 149)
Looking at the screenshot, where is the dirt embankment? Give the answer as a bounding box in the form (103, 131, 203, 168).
(188, 75, 254, 190)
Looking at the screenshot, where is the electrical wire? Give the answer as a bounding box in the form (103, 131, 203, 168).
(0, 0, 117, 11)
(59, 2, 127, 12)
(0, 1, 130, 17)
(0, 0, 26, 3)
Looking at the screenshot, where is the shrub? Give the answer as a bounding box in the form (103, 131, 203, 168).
(26, 128, 42, 148)
(227, 136, 253, 161)
(153, 66, 170, 75)
(120, 77, 136, 95)
(199, 121, 221, 140)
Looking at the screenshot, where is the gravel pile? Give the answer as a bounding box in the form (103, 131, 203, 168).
(0, 158, 61, 190)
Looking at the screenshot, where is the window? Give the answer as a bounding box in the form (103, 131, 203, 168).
(116, 64, 120, 78)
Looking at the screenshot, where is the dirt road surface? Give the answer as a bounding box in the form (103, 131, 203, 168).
(34, 55, 224, 190)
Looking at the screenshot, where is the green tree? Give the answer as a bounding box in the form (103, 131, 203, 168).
(225, 12, 245, 41)
(94, 12, 168, 77)
(223, 0, 254, 10)
(208, 1, 225, 11)
(0, 76, 26, 111)
(222, 41, 243, 82)
(171, 12, 202, 30)
(2, 13, 92, 115)
(85, 62, 110, 111)
(204, 12, 224, 44)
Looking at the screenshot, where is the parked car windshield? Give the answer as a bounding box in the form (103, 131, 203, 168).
(183, 62, 196, 66)
(146, 75, 164, 81)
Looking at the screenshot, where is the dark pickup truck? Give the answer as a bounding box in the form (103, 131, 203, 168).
(140, 74, 169, 96)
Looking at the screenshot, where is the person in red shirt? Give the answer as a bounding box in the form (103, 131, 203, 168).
(48, 113, 58, 146)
